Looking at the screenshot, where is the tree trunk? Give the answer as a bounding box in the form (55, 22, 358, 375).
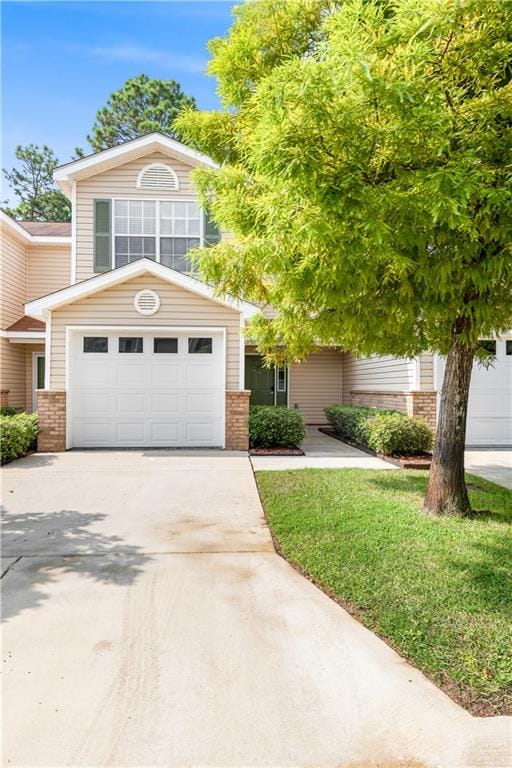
(423, 333, 475, 516)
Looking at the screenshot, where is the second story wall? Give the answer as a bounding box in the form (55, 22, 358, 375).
(1, 229, 28, 328)
(75, 151, 197, 283)
(27, 244, 71, 301)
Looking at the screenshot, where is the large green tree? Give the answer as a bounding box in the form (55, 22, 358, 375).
(87, 73, 196, 151)
(176, 0, 512, 516)
(3, 144, 70, 222)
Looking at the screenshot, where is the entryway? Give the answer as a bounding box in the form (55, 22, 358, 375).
(245, 354, 287, 406)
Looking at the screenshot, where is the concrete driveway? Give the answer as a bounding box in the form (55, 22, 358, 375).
(2, 451, 511, 767)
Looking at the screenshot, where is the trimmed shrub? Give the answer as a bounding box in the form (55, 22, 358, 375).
(0, 413, 38, 464)
(366, 412, 433, 456)
(325, 404, 433, 456)
(249, 406, 306, 448)
(0, 406, 22, 416)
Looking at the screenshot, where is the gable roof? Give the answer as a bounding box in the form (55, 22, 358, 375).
(0, 210, 72, 245)
(25, 257, 259, 321)
(53, 133, 217, 196)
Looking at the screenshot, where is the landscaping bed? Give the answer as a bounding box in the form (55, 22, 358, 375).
(249, 405, 305, 453)
(0, 412, 38, 464)
(249, 447, 304, 456)
(319, 427, 432, 468)
(256, 467, 512, 716)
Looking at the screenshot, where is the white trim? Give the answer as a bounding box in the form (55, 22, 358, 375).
(45, 312, 51, 389)
(412, 356, 421, 390)
(32, 352, 45, 411)
(0, 330, 45, 341)
(0, 210, 71, 244)
(65, 325, 226, 450)
(53, 133, 217, 195)
(136, 163, 179, 191)
(239, 316, 245, 390)
(71, 181, 77, 283)
(25, 258, 260, 320)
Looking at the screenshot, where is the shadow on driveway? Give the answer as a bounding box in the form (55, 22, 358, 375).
(1, 508, 150, 621)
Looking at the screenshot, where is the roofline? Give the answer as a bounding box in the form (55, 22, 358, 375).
(25, 258, 260, 321)
(0, 330, 46, 342)
(0, 211, 71, 244)
(53, 133, 217, 191)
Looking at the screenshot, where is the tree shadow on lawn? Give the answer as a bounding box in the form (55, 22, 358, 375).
(1, 508, 150, 621)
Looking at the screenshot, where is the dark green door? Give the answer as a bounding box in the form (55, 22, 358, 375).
(245, 356, 275, 405)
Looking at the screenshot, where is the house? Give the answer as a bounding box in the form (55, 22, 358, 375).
(1, 133, 510, 450)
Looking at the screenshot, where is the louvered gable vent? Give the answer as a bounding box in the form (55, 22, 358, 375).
(137, 163, 179, 191)
(134, 289, 160, 316)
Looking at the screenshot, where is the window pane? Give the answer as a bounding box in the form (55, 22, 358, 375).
(160, 201, 172, 218)
(116, 200, 128, 216)
(174, 201, 187, 217)
(174, 218, 187, 235)
(160, 237, 172, 256)
(478, 339, 496, 355)
(119, 337, 143, 353)
(115, 216, 128, 234)
(143, 238, 156, 257)
(173, 254, 192, 273)
(188, 337, 212, 354)
(187, 218, 200, 236)
(84, 337, 108, 353)
(154, 337, 178, 353)
(187, 201, 200, 218)
(506, 340, 512, 356)
(160, 218, 173, 236)
(277, 367, 286, 392)
(37, 356, 46, 388)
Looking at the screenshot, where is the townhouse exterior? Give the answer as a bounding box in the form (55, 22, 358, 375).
(0, 133, 510, 451)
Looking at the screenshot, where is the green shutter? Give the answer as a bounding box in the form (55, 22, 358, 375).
(203, 208, 221, 247)
(94, 199, 112, 272)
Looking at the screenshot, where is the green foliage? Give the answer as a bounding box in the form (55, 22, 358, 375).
(87, 74, 196, 151)
(2, 145, 70, 222)
(0, 413, 38, 464)
(249, 405, 305, 447)
(257, 468, 512, 715)
(176, 0, 512, 362)
(325, 404, 432, 456)
(0, 406, 23, 416)
(365, 412, 433, 456)
(324, 404, 376, 446)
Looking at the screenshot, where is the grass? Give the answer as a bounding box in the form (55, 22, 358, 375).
(256, 468, 512, 716)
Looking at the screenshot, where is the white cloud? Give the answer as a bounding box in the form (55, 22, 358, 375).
(86, 44, 207, 74)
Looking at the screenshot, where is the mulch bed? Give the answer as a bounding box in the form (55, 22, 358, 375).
(249, 446, 304, 456)
(318, 426, 432, 469)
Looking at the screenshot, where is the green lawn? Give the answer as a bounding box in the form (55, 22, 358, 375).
(256, 469, 512, 716)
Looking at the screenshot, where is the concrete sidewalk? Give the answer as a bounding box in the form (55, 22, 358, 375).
(465, 449, 512, 490)
(252, 427, 395, 471)
(2, 451, 511, 767)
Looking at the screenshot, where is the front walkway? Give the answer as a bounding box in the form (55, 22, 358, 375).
(251, 426, 395, 471)
(2, 451, 510, 767)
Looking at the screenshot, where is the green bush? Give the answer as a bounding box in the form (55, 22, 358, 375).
(0, 413, 39, 464)
(249, 406, 306, 448)
(325, 404, 433, 456)
(0, 406, 23, 416)
(366, 412, 433, 456)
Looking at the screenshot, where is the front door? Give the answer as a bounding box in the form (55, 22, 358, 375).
(245, 355, 275, 405)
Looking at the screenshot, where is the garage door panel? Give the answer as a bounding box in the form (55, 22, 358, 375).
(71, 331, 226, 448)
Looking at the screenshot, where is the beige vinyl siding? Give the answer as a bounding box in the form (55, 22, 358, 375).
(75, 152, 197, 282)
(49, 274, 241, 390)
(419, 353, 435, 390)
(0, 339, 27, 409)
(0, 229, 27, 328)
(289, 348, 343, 423)
(342, 353, 414, 401)
(25, 344, 46, 411)
(27, 244, 71, 301)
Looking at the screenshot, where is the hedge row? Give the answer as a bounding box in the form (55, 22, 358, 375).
(0, 413, 39, 464)
(324, 404, 432, 456)
(249, 406, 306, 448)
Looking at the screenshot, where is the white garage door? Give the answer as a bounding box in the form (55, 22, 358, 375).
(465, 339, 512, 447)
(70, 331, 225, 448)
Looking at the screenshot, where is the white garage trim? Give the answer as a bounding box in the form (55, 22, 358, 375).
(65, 325, 226, 449)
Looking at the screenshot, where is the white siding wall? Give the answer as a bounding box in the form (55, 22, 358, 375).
(342, 353, 415, 401)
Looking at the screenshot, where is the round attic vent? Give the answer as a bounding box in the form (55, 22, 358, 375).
(134, 289, 160, 316)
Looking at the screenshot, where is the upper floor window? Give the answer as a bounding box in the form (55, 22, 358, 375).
(137, 163, 179, 191)
(113, 199, 201, 272)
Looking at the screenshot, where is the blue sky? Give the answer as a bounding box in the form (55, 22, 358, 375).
(1, 1, 234, 202)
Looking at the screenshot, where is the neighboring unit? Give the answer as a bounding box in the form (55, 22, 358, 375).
(1, 133, 510, 450)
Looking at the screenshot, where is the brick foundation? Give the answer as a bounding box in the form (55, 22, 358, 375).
(350, 390, 437, 430)
(225, 390, 251, 450)
(36, 390, 66, 452)
(1, 389, 9, 408)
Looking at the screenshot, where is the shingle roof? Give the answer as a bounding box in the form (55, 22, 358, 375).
(5, 316, 46, 332)
(18, 221, 71, 237)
